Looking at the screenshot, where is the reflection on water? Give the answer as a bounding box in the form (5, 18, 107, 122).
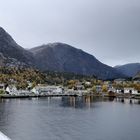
(62, 96, 140, 108)
(61, 96, 103, 108)
(0, 96, 140, 140)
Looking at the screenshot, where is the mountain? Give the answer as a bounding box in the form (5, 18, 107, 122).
(115, 63, 140, 77)
(0, 27, 34, 67)
(30, 43, 124, 80)
(133, 71, 140, 80)
(0, 27, 126, 80)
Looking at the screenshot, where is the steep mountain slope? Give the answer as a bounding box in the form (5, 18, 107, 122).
(30, 43, 124, 80)
(0, 27, 127, 80)
(0, 27, 34, 66)
(115, 63, 140, 77)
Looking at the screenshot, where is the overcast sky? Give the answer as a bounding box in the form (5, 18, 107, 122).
(0, 0, 140, 66)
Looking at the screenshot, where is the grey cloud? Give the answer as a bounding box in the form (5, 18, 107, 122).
(0, 0, 140, 66)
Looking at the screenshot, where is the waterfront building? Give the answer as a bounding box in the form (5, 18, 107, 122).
(32, 85, 63, 95)
(5, 85, 32, 95)
(6, 85, 18, 95)
(124, 88, 134, 94)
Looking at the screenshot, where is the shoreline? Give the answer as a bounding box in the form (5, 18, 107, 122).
(0, 94, 78, 99)
(0, 94, 140, 100)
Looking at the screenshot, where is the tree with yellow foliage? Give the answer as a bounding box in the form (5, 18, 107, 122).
(102, 85, 108, 92)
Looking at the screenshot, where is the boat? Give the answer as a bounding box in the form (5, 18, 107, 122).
(0, 132, 11, 140)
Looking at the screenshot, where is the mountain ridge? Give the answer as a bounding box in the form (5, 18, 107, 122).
(0, 27, 126, 80)
(133, 71, 140, 80)
(30, 43, 125, 80)
(115, 63, 140, 77)
(0, 27, 34, 67)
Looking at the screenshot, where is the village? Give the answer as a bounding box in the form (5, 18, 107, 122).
(0, 77, 140, 98)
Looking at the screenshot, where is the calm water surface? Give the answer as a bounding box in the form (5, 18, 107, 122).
(0, 96, 140, 140)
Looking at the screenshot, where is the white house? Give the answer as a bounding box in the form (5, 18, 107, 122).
(85, 82, 91, 86)
(32, 85, 63, 95)
(115, 88, 124, 94)
(124, 88, 134, 94)
(6, 85, 18, 95)
(18, 90, 32, 95)
(6, 85, 32, 96)
(131, 89, 140, 95)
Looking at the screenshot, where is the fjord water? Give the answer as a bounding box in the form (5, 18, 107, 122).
(0, 97, 140, 140)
